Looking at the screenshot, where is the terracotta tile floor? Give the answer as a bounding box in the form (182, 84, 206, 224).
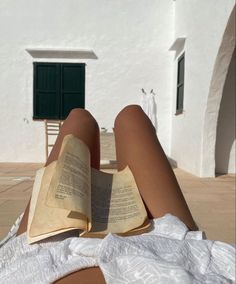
(0, 163, 43, 239)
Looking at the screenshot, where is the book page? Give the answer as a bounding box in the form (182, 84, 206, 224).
(27, 162, 87, 244)
(85, 166, 149, 235)
(46, 135, 91, 223)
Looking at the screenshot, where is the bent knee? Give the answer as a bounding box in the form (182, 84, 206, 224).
(114, 104, 143, 128)
(68, 108, 92, 118)
(67, 108, 99, 128)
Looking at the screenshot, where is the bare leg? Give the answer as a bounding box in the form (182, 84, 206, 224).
(17, 108, 100, 235)
(17, 108, 105, 284)
(114, 105, 198, 230)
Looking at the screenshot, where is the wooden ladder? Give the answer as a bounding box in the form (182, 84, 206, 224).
(44, 120, 63, 160)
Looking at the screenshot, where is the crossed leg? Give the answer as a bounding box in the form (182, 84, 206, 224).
(17, 105, 197, 283)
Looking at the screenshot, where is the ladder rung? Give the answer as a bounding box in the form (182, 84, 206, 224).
(45, 120, 63, 160)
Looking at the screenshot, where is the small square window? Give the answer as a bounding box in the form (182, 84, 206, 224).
(33, 62, 85, 120)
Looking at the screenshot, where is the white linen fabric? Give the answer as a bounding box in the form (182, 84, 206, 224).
(140, 92, 157, 130)
(0, 214, 235, 284)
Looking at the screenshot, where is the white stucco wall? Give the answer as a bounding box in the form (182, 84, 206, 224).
(0, 0, 174, 162)
(170, 0, 235, 176)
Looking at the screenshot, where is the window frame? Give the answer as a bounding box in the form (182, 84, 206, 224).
(175, 53, 185, 115)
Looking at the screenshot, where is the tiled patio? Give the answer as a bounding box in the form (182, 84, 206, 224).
(0, 133, 235, 244)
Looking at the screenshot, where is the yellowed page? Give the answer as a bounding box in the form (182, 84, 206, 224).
(84, 166, 149, 236)
(46, 135, 91, 224)
(27, 167, 46, 243)
(27, 161, 87, 244)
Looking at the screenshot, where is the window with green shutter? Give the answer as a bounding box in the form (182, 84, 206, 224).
(33, 62, 85, 120)
(176, 53, 185, 114)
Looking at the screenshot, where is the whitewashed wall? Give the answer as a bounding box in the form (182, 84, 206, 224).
(170, 0, 235, 176)
(1, 0, 234, 176)
(0, 0, 174, 162)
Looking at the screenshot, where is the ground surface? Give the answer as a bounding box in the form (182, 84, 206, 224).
(0, 133, 235, 243)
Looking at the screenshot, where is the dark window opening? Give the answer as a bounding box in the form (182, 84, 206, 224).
(176, 53, 185, 114)
(33, 62, 85, 120)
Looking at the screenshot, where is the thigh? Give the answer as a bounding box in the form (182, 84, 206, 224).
(114, 105, 197, 230)
(17, 108, 100, 236)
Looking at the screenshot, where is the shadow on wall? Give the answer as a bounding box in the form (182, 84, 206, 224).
(215, 48, 236, 175)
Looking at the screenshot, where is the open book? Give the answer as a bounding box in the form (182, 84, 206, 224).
(27, 134, 151, 244)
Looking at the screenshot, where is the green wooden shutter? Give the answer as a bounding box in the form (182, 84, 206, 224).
(33, 63, 60, 119)
(33, 63, 85, 120)
(60, 63, 85, 119)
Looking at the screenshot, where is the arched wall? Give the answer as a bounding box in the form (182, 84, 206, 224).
(215, 49, 235, 174)
(201, 5, 235, 177)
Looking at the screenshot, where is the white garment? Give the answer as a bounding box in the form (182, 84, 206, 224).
(140, 93, 157, 129)
(0, 214, 235, 284)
